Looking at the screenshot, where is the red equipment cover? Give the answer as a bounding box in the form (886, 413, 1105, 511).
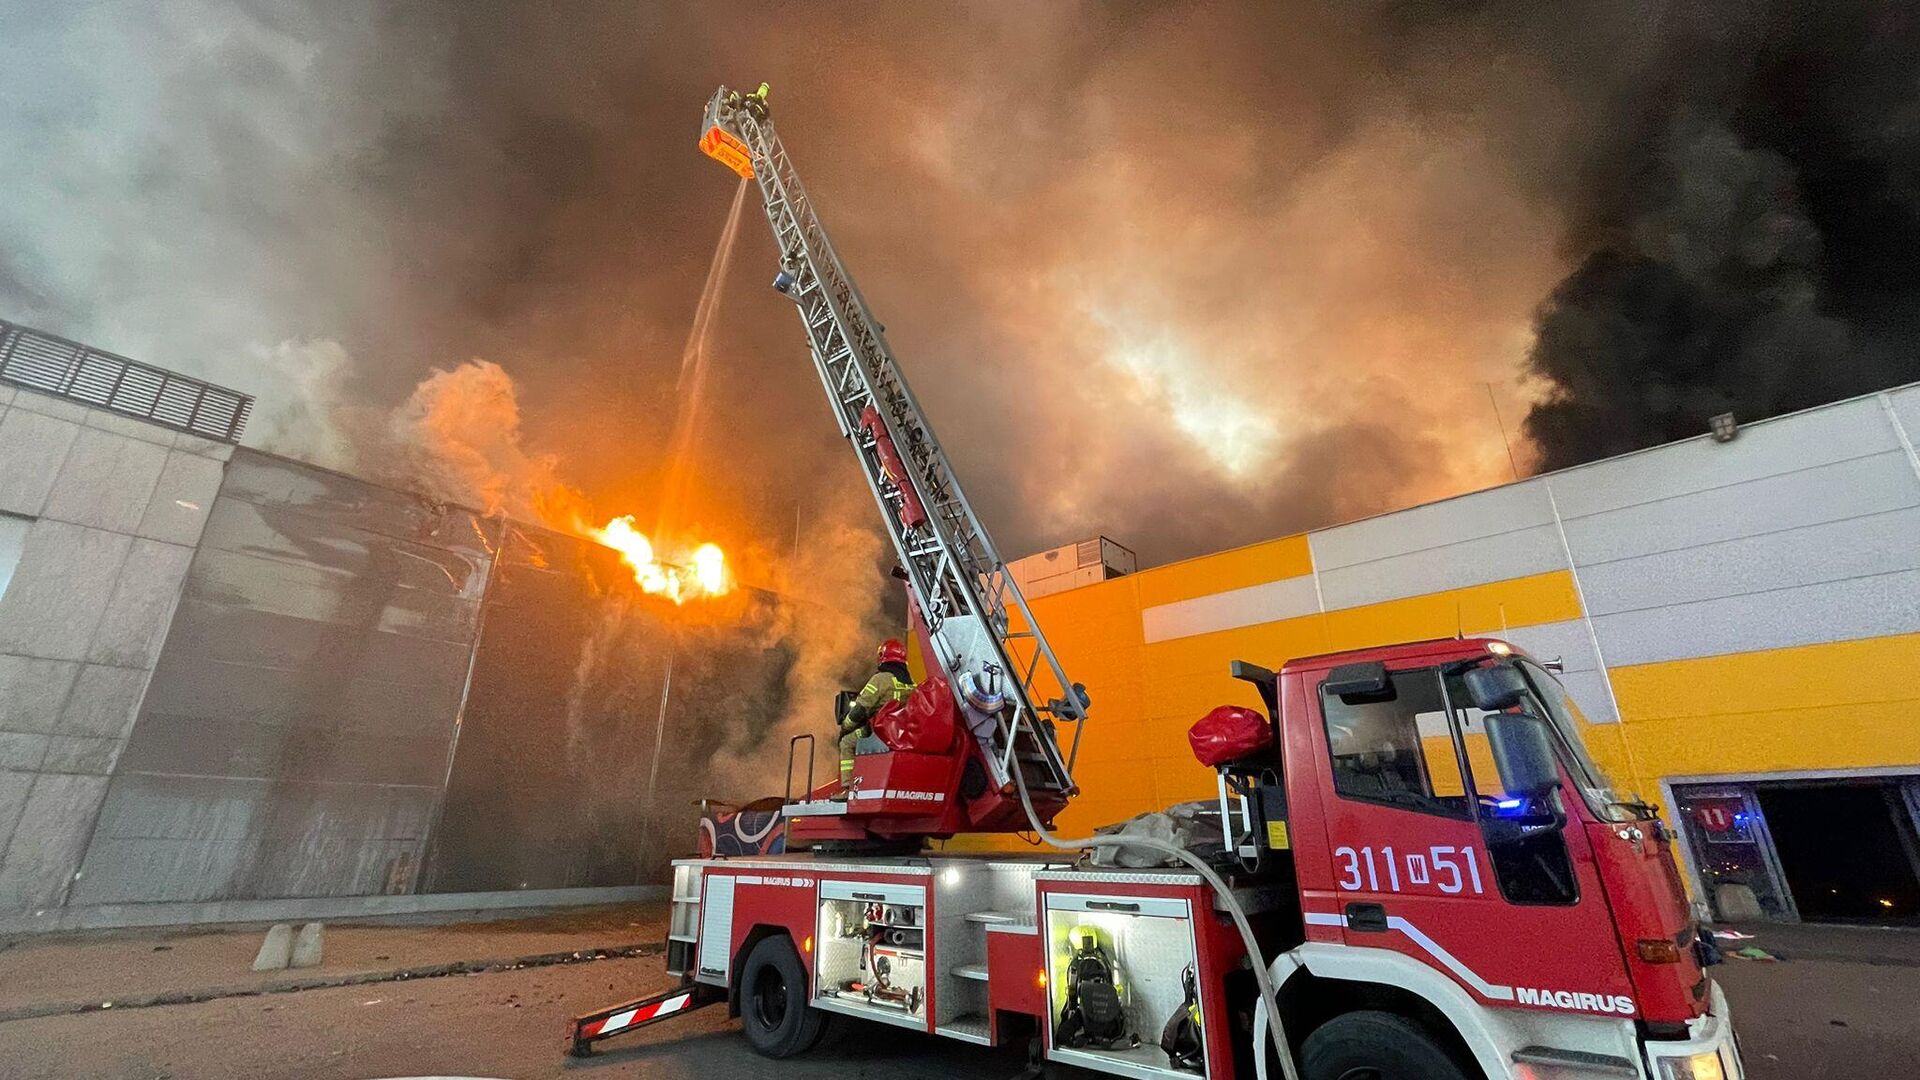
(873, 676, 957, 754)
(859, 405, 929, 529)
(1188, 705, 1271, 766)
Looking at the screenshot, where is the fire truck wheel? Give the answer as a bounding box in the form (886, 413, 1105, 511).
(1299, 1010, 1470, 1080)
(740, 936, 826, 1058)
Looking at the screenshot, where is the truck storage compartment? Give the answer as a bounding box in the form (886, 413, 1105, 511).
(666, 863, 702, 977)
(814, 880, 928, 1027)
(1044, 889, 1208, 1080)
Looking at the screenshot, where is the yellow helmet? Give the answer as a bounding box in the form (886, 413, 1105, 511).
(1068, 924, 1101, 952)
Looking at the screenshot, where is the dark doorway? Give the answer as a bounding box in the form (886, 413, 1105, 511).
(1756, 782, 1920, 924)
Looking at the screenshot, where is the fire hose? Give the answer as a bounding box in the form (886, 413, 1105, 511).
(1012, 766, 1303, 1080)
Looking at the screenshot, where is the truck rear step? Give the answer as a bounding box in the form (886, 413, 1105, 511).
(567, 985, 721, 1056)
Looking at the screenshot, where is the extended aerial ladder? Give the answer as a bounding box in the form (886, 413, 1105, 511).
(700, 85, 1085, 833)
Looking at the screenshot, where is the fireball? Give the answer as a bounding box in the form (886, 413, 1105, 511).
(588, 515, 729, 603)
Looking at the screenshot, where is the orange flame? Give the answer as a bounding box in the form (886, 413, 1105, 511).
(588, 515, 730, 603)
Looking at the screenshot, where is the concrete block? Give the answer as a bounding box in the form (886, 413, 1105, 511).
(82, 408, 176, 447)
(252, 923, 293, 970)
(9, 388, 88, 423)
(0, 656, 81, 734)
(0, 732, 49, 771)
(42, 426, 170, 533)
(41, 735, 121, 775)
(0, 408, 81, 517)
(85, 539, 193, 668)
(171, 432, 236, 462)
(57, 664, 147, 739)
(0, 770, 32, 856)
(0, 521, 132, 661)
(290, 921, 324, 968)
(0, 772, 108, 913)
(134, 450, 224, 546)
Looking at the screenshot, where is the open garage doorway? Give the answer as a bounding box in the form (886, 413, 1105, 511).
(1675, 774, 1920, 923)
(1756, 780, 1920, 924)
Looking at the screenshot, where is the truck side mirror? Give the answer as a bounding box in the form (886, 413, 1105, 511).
(1463, 662, 1528, 711)
(1486, 711, 1560, 798)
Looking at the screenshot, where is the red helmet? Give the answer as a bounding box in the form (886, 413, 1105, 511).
(877, 639, 908, 666)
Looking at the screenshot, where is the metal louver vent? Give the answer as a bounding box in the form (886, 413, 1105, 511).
(0, 318, 253, 442)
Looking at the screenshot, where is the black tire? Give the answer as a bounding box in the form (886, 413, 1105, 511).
(739, 936, 825, 1058)
(1300, 1010, 1472, 1080)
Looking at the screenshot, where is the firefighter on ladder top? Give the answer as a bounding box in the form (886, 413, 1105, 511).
(835, 639, 915, 800)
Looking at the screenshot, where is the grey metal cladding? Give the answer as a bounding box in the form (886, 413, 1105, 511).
(1592, 568, 1920, 667)
(1549, 396, 1899, 520)
(194, 495, 491, 607)
(1496, 619, 1602, 673)
(1891, 385, 1920, 458)
(1558, 451, 1920, 566)
(1141, 573, 1320, 642)
(1484, 619, 1617, 723)
(1550, 668, 1619, 725)
(218, 450, 499, 560)
(182, 545, 484, 644)
(1309, 480, 1556, 571)
(1315, 523, 1569, 611)
(1577, 507, 1920, 619)
(86, 451, 494, 903)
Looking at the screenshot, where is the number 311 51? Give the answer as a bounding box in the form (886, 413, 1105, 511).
(1334, 845, 1484, 895)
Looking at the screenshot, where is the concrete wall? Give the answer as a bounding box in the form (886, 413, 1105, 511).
(950, 383, 1920, 853)
(0, 382, 229, 913)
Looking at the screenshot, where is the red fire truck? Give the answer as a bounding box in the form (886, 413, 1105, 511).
(565, 87, 1745, 1080)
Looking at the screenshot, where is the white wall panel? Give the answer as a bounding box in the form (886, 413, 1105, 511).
(1593, 569, 1920, 667)
(1315, 524, 1568, 611)
(1577, 508, 1920, 617)
(1550, 397, 1898, 520)
(1142, 573, 1320, 643)
(1560, 451, 1919, 566)
(1309, 480, 1556, 570)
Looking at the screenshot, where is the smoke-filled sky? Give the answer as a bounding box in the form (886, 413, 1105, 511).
(4, 1, 1918, 568)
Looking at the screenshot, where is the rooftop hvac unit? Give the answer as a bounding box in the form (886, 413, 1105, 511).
(1009, 536, 1136, 598)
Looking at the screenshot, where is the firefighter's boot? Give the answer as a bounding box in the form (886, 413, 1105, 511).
(833, 755, 853, 801)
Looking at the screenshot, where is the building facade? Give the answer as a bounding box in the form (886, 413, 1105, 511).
(0, 324, 789, 931)
(968, 385, 1920, 925)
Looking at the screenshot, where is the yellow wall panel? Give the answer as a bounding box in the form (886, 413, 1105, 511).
(1604, 633, 1920, 797)
(1135, 534, 1315, 608)
(1319, 571, 1583, 653)
(1609, 633, 1920, 720)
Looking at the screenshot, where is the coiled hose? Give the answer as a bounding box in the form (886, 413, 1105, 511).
(1011, 766, 1303, 1080)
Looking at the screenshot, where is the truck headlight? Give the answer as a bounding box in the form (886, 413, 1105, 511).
(1657, 1051, 1726, 1080)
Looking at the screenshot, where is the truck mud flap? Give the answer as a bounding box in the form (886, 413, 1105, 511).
(567, 983, 722, 1057)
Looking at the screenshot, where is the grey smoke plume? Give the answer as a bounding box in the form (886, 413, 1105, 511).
(3, 1, 1918, 561)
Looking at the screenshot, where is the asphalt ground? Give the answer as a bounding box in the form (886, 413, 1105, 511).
(0, 946, 1914, 1078)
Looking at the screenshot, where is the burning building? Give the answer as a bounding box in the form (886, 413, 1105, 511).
(0, 320, 808, 931)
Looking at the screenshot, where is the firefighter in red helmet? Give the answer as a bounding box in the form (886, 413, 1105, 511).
(835, 639, 916, 799)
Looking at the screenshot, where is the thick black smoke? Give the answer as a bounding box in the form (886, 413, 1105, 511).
(1515, 1, 1920, 467)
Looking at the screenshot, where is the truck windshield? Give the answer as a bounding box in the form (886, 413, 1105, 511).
(1513, 659, 1648, 823)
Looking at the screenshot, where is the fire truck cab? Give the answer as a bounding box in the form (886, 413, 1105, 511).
(578, 637, 1743, 1080)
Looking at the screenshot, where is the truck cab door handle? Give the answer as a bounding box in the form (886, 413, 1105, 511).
(1345, 902, 1388, 933)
